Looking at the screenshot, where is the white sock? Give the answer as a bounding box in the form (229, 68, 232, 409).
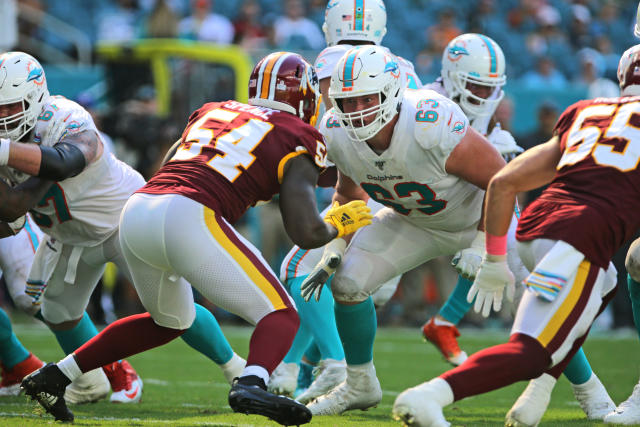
(57, 354, 83, 382)
(242, 365, 269, 385)
(430, 377, 455, 406)
(433, 317, 455, 327)
(220, 353, 242, 369)
(572, 372, 596, 390)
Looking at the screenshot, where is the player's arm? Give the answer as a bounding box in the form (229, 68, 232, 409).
(484, 136, 561, 236)
(1, 129, 102, 180)
(0, 176, 53, 238)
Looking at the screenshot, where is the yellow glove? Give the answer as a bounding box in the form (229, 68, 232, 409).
(324, 200, 373, 238)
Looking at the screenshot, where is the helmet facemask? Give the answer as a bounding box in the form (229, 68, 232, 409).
(333, 90, 399, 142)
(449, 71, 505, 119)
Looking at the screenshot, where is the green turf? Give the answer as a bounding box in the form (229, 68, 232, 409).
(0, 320, 637, 426)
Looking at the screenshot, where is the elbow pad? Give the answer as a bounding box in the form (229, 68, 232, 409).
(38, 142, 87, 181)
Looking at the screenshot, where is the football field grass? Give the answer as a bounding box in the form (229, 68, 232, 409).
(0, 320, 637, 426)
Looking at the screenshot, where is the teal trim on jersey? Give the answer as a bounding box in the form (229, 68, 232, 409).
(284, 248, 308, 283)
(563, 347, 592, 385)
(439, 276, 473, 324)
(180, 303, 233, 365)
(478, 34, 497, 75)
(335, 297, 376, 365)
(407, 74, 419, 89)
(52, 311, 99, 355)
(23, 217, 40, 252)
(627, 274, 640, 340)
(0, 308, 30, 369)
(354, 0, 364, 31)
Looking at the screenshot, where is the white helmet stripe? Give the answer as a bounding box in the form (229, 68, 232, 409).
(267, 53, 291, 100)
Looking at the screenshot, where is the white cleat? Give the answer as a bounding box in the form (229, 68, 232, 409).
(64, 368, 110, 404)
(572, 373, 615, 420)
(604, 380, 640, 425)
(505, 373, 556, 427)
(296, 359, 346, 404)
(393, 378, 452, 427)
(267, 362, 299, 397)
(306, 362, 381, 415)
(103, 360, 143, 403)
(220, 353, 246, 385)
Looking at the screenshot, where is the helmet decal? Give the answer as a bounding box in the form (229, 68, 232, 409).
(341, 48, 363, 91)
(257, 52, 288, 100)
(447, 45, 469, 62)
(477, 34, 498, 77)
(354, 0, 364, 31)
(26, 64, 45, 85)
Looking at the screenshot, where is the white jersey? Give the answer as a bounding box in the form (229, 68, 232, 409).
(320, 88, 484, 232)
(0, 96, 145, 246)
(315, 44, 422, 90)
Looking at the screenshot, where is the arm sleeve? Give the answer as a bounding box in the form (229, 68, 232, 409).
(38, 142, 86, 181)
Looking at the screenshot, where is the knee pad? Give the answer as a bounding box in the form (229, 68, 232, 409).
(331, 273, 369, 303)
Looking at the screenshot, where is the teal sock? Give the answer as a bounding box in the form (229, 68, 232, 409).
(283, 323, 312, 364)
(0, 308, 30, 369)
(563, 347, 592, 385)
(335, 297, 376, 365)
(287, 276, 344, 361)
(628, 274, 640, 340)
(304, 341, 321, 365)
(438, 275, 473, 324)
(298, 361, 314, 390)
(180, 303, 233, 365)
(52, 311, 99, 355)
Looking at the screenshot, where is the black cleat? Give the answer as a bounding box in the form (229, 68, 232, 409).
(21, 363, 73, 422)
(229, 376, 312, 426)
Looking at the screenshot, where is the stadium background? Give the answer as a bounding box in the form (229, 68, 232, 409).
(1, 0, 639, 330)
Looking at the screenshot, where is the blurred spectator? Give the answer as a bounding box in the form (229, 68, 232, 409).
(97, 0, 142, 43)
(493, 96, 515, 133)
(308, 0, 327, 28)
(594, 34, 623, 80)
(425, 8, 462, 54)
(519, 56, 568, 90)
(467, 0, 508, 38)
(272, 0, 324, 50)
(516, 100, 559, 207)
(179, 0, 234, 44)
(75, 92, 116, 154)
(0, 0, 18, 51)
(573, 48, 619, 99)
(142, 0, 179, 38)
(233, 0, 268, 49)
(526, 4, 575, 76)
(568, 4, 593, 49)
(591, 1, 633, 53)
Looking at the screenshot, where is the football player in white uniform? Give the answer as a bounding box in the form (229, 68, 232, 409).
(300, 44, 506, 415)
(268, 0, 418, 403)
(0, 52, 245, 404)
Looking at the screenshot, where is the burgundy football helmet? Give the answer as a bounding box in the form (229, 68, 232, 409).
(248, 52, 321, 126)
(618, 44, 640, 96)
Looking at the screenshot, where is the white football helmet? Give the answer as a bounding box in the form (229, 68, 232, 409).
(0, 52, 49, 141)
(441, 33, 506, 120)
(323, 0, 387, 47)
(329, 45, 403, 142)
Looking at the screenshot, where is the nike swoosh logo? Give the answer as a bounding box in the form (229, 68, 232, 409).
(124, 383, 139, 399)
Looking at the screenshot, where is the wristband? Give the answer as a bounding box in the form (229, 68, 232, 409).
(0, 139, 10, 166)
(485, 232, 507, 256)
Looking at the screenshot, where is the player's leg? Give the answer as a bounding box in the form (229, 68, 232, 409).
(0, 307, 44, 395)
(156, 195, 310, 425)
(603, 238, 640, 424)
(309, 209, 476, 415)
(393, 239, 616, 427)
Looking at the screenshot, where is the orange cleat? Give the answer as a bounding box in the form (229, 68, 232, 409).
(102, 360, 143, 403)
(421, 317, 468, 366)
(0, 353, 45, 396)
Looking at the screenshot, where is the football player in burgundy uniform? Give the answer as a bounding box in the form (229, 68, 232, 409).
(21, 52, 372, 426)
(393, 44, 640, 427)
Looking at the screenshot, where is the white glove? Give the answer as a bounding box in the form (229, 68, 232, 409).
(300, 238, 346, 302)
(467, 254, 515, 317)
(487, 123, 523, 161)
(0, 138, 11, 166)
(452, 231, 485, 280)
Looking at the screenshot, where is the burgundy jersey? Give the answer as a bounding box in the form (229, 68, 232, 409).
(140, 100, 327, 224)
(517, 95, 640, 268)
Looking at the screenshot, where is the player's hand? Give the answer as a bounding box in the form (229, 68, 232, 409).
(324, 200, 372, 238)
(300, 238, 346, 302)
(487, 123, 523, 162)
(452, 231, 484, 280)
(467, 254, 515, 317)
